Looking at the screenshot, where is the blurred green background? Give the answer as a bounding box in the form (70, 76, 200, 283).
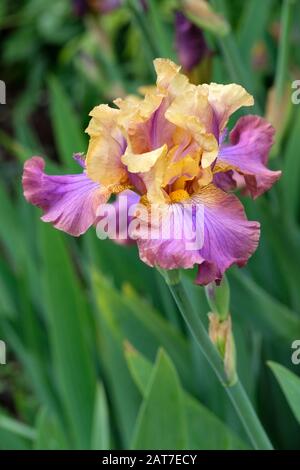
(1, 0, 300, 450)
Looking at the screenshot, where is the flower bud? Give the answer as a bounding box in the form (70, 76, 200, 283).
(208, 313, 237, 385)
(205, 275, 230, 321)
(182, 0, 230, 36)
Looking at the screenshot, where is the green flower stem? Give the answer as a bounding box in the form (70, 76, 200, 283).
(274, 0, 295, 102)
(126, 0, 160, 63)
(211, 0, 261, 115)
(163, 270, 273, 450)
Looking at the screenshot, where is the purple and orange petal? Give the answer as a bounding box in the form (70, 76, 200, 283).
(22, 59, 280, 283)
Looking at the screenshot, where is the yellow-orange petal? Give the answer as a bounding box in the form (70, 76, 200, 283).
(201, 137, 219, 168)
(163, 154, 200, 186)
(115, 89, 165, 154)
(85, 104, 127, 186)
(166, 85, 212, 131)
(165, 85, 218, 167)
(193, 167, 213, 190)
(154, 58, 181, 89)
(121, 144, 168, 174)
(202, 82, 254, 131)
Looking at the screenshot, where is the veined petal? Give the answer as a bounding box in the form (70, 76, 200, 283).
(97, 190, 140, 245)
(132, 99, 175, 153)
(195, 184, 260, 285)
(218, 115, 281, 198)
(23, 157, 109, 236)
(213, 170, 236, 192)
(85, 104, 127, 186)
(135, 201, 204, 269)
(115, 91, 173, 153)
(134, 184, 260, 279)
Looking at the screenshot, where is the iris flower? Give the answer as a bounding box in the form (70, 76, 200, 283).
(23, 59, 280, 284)
(175, 11, 211, 72)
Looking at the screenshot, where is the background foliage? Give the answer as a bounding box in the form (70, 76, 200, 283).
(0, 0, 300, 450)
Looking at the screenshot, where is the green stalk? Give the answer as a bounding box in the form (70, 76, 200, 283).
(211, 0, 261, 115)
(126, 0, 160, 63)
(148, 0, 176, 60)
(274, 0, 295, 102)
(162, 270, 273, 450)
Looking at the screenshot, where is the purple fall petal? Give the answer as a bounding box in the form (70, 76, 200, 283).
(22, 157, 108, 236)
(195, 185, 260, 285)
(218, 115, 281, 198)
(213, 170, 236, 192)
(97, 190, 140, 245)
(136, 201, 205, 270)
(134, 185, 259, 282)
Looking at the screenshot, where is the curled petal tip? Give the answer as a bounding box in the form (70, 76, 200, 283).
(218, 115, 281, 198)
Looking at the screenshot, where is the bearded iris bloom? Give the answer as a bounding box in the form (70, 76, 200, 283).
(23, 59, 280, 285)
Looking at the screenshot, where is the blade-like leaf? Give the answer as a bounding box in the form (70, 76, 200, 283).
(126, 346, 248, 450)
(48, 76, 86, 170)
(0, 429, 29, 450)
(34, 408, 68, 450)
(131, 349, 187, 450)
(268, 361, 300, 425)
(282, 108, 300, 219)
(91, 269, 196, 396)
(229, 268, 300, 341)
(39, 223, 96, 449)
(92, 269, 142, 447)
(91, 383, 110, 450)
(238, 0, 273, 59)
(0, 413, 36, 441)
